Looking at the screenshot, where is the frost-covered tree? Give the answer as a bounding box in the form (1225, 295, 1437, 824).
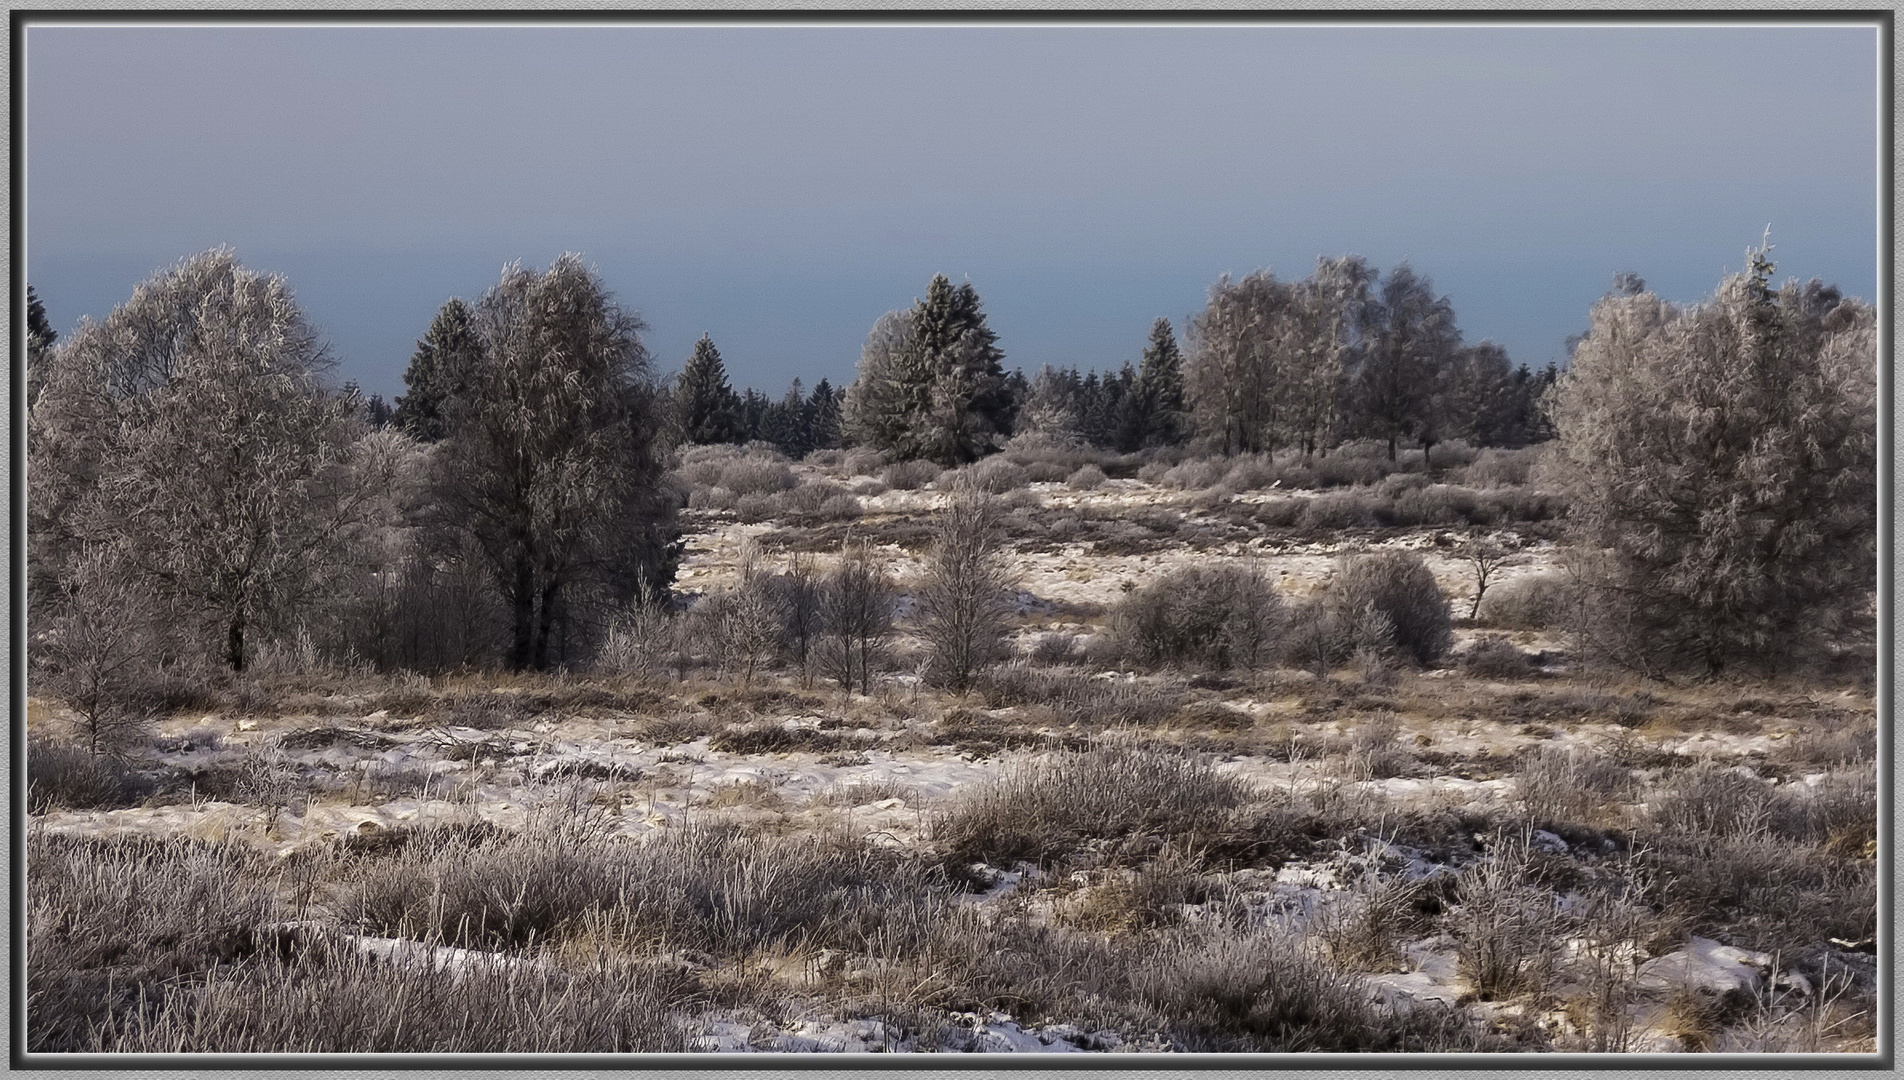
(26, 284, 56, 408)
(917, 481, 1015, 693)
(432, 254, 678, 672)
(28, 249, 367, 672)
(1551, 249, 1877, 675)
(676, 334, 743, 445)
(393, 298, 480, 442)
(844, 274, 1009, 465)
(1132, 317, 1187, 447)
(1187, 270, 1303, 455)
(1292, 256, 1377, 457)
(1349, 263, 1461, 461)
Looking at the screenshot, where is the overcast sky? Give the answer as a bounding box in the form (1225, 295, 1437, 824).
(25, 22, 1881, 400)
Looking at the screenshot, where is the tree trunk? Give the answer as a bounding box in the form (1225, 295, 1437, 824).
(226, 613, 247, 673)
(508, 557, 535, 671)
(531, 579, 561, 671)
(1387, 433, 1398, 461)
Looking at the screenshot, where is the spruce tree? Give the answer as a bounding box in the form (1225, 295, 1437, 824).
(394, 298, 481, 442)
(1136, 317, 1187, 447)
(808, 378, 843, 450)
(848, 274, 1009, 465)
(26, 284, 56, 408)
(676, 334, 742, 444)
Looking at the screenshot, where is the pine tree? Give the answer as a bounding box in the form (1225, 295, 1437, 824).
(1551, 245, 1875, 675)
(1135, 318, 1186, 447)
(394, 298, 481, 443)
(808, 378, 843, 450)
(26, 284, 56, 409)
(845, 274, 1009, 465)
(676, 334, 742, 445)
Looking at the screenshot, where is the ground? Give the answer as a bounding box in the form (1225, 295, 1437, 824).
(24, 446, 1880, 1055)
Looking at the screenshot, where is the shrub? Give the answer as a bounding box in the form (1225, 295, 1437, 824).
(1139, 924, 1481, 1051)
(1514, 745, 1635, 827)
(1478, 572, 1574, 630)
(27, 736, 143, 813)
(1459, 635, 1535, 679)
(880, 459, 943, 490)
(1161, 458, 1227, 491)
(1450, 832, 1564, 1001)
(928, 743, 1252, 866)
(916, 486, 1015, 693)
(1065, 464, 1108, 491)
(1465, 447, 1536, 488)
(1334, 551, 1454, 665)
(977, 662, 1182, 729)
(953, 455, 1029, 494)
(1108, 564, 1287, 670)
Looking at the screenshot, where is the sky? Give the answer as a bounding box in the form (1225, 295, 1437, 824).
(24, 21, 1882, 401)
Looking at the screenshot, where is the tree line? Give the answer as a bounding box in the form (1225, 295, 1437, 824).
(25, 238, 1875, 714)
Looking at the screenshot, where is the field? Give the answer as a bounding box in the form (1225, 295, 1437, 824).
(25, 442, 1879, 1056)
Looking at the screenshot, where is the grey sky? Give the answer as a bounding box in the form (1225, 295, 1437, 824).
(25, 22, 1880, 400)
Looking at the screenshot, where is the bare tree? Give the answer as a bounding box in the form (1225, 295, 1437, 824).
(1348, 263, 1461, 462)
(916, 482, 1016, 693)
(1291, 255, 1376, 458)
(1457, 534, 1525, 621)
(818, 542, 895, 696)
(31, 547, 158, 756)
(28, 249, 367, 672)
(711, 541, 786, 689)
(1186, 270, 1302, 455)
(780, 550, 825, 687)
(1550, 246, 1876, 675)
(431, 254, 678, 672)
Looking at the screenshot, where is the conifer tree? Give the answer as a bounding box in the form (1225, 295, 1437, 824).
(1134, 318, 1187, 447)
(394, 298, 481, 443)
(808, 377, 843, 450)
(26, 284, 56, 409)
(845, 274, 1009, 465)
(1552, 247, 1875, 675)
(676, 334, 742, 444)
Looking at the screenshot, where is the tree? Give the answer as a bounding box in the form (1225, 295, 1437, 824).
(1187, 270, 1301, 455)
(32, 546, 158, 755)
(1441, 341, 1516, 450)
(1293, 256, 1377, 457)
(807, 377, 843, 451)
(676, 334, 742, 445)
(433, 254, 678, 672)
(917, 481, 1015, 693)
(1133, 317, 1188, 447)
(26, 284, 56, 409)
(393, 299, 481, 442)
(844, 274, 1009, 465)
(29, 249, 368, 673)
(818, 542, 894, 695)
(1549, 246, 1876, 675)
(1349, 263, 1461, 461)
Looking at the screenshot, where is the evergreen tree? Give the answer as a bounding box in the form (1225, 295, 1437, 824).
(1134, 317, 1186, 447)
(394, 298, 481, 443)
(365, 394, 394, 429)
(26, 284, 56, 409)
(1552, 246, 1874, 675)
(808, 378, 843, 451)
(845, 274, 1009, 465)
(676, 334, 743, 444)
(761, 378, 810, 457)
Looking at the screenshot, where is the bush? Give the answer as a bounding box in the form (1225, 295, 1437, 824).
(1450, 833, 1564, 1001)
(1065, 464, 1108, 491)
(1514, 745, 1635, 827)
(880, 459, 943, 490)
(977, 662, 1183, 729)
(27, 737, 143, 813)
(1478, 572, 1574, 630)
(1459, 635, 1535, 679)
(928, 743, 1252, 866)
(1465, 447, 1536, 488)
(951, 455, 1029, 494)
(1108, 564, 1287, 670)
(1161, 458, 1227, 491)
(1334, 552, 1454, 665)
